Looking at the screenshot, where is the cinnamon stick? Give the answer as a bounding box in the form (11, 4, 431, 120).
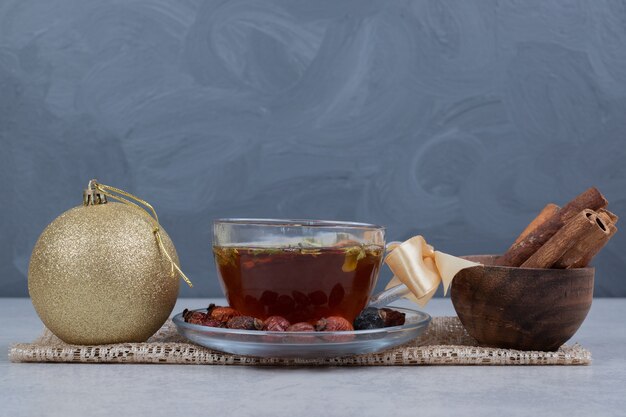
(553, 215, 617, 268)
(521, 209, 603, 268)
(598, 208, 619, 225)
(513, 203, 560, 245)
(496, 187, 608, 266)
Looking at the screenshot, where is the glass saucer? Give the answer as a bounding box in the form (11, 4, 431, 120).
(172, 307, 431, 359)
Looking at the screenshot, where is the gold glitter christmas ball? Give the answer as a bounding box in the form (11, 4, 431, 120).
(28, 200, 180, 345)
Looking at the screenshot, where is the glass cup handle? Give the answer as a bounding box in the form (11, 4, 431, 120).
(367, 241, 411, 308)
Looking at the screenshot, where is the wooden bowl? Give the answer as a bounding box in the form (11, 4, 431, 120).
(450, 255, 594, 351)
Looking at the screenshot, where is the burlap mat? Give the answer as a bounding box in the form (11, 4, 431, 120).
(9, 317, 591, 366)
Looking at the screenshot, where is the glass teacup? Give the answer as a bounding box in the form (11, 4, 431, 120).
(213, 219, 385, 323)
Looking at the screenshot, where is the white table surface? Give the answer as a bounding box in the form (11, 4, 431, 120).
(1, 297, 625, 417)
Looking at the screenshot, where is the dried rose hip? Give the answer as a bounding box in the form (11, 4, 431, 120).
(276, 295, 296, 313)
(315, 316, 354, 331)
(201, 318, 224, 328)
(353, 307, 385, 330)
(183, 309, 207, 325)
(291, 291, 311, 307)
(226, 316, 264, 330)
(379, 308, 406, 327)
(260, 290, 278, 306)
(308, 290, 328, 306)
(263, 316, 290, 332)
(328, 284, 345, 308)
(208, 304, 242, 323)
(286, 322, 315, 332)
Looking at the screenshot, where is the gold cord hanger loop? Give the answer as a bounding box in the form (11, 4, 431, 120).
(92, 181, 193, 288)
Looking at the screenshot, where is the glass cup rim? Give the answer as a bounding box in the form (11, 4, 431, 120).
(213, 218, 385, 230)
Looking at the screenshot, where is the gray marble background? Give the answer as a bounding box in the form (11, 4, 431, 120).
(1, 0, 625, 297)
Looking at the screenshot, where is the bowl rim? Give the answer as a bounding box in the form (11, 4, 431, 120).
(461, 254, 595, 272)
(213, 218, 385, 230)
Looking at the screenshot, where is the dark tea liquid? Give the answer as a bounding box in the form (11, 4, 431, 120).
(213, 244, 384, 323)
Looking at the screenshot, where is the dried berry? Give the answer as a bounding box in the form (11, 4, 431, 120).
(276, 294, 296, 312)
(286, 322, 315, 332)
(226, 315, 264, 330)
(379, 308, 406, 327)
(260, 291, 278, 306)
(183, 309, 207, 325)
(328, 284, 345, 307)
(201, 318, 224, 328)
(315, 316, 354, 332)
(308, 290, 328, 306)
(353, 307, 385, 330)
(263, 316, 291, 332)
(291, 291, 311, 306)
(208, 304, 242, 323)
